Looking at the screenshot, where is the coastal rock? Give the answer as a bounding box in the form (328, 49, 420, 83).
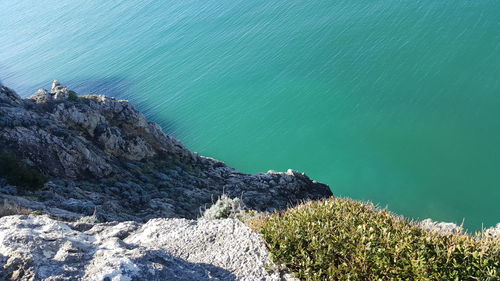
(0, 82, 332, 221)
(51, 80, 61, 92)
(0, 86, 22, 106)
(29, 89, 52, 104)
(0, 215, 295, 281)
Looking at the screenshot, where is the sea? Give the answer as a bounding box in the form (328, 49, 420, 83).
(1, 0, 499, 230)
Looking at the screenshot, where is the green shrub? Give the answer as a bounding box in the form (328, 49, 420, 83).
(0, 153, 47, 191)
(68, 90, 79, 101)
(253, 198, 499, 281)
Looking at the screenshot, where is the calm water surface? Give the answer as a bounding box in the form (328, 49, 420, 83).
(1, 0, 499, 230)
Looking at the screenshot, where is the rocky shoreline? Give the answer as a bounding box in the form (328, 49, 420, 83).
(1, 82, 497, 281)
(0, 82, 331, 280)
(0, 82, 331, 222)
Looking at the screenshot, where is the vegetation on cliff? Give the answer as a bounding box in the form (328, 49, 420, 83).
(0, 153, 46, 191)
(251, 198, 499, 280)
(0, 82, 332, 222)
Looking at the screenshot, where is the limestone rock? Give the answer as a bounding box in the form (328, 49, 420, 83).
(0, 215, 295, 281)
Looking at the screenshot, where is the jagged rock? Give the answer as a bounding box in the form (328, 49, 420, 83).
(0, 180, 16, 195)
(51, 80, 60, 92)
(0, 215, 296, 281)
(3, 82, 197, 179)
(29, 89, 52, 104)
(0, 86, 22, 106)
(0, 82, 332, 221)
(51, 80, 69, 100)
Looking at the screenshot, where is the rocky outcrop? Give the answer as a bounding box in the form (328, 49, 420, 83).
(2, 82, 195, 179)
(0, 81, 331, 280)
(0, 215, 295, 281)
(0, 82, 332, 221)
(0, 86, 23, 106)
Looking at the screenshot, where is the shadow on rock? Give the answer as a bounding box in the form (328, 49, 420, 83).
(121, 250, 237, 281)
(0, 215, 237, 281)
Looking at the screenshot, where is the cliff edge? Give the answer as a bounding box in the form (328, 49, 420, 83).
(0, 81, 332, 221)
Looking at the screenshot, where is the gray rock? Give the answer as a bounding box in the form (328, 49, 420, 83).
(0, 183, 16, 195)
(0, 215, 295, 281)
(0, 82, 332, 221)
(0, 86, 22, 106)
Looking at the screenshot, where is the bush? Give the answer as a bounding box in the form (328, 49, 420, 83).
(68, 90, 78, 101)
(202, 194, 243, 220)
(0, 153, 47, 191)
(253, 198, 499, 280)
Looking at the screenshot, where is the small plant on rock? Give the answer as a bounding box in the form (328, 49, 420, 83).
(68, 90, 79, 101)
(202, 194, 244, 220)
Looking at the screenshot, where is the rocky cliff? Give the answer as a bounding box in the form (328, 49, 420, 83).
(0, 81, 333, 281)
(0, 82, 332, 222)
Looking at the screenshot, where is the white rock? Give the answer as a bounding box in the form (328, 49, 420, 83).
(0, 215, 295, 281)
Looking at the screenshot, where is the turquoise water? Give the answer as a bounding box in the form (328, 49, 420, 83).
(1, 1, 499, 230)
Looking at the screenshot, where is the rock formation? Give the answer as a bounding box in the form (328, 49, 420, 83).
(0, 214, 295, 281)
(0, 82, 332, 222)
(0, 82, 331, 280)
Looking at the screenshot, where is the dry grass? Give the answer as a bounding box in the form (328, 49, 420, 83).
(0, 200, 33, 217)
